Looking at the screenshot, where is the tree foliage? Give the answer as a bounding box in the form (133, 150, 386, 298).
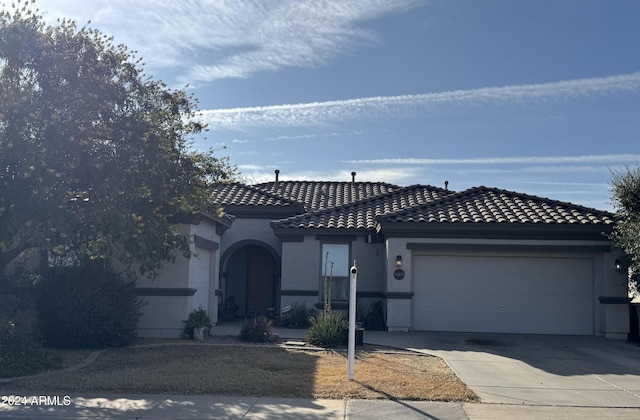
(37, 260, 144, 348)
(0, 2, 236, 280)
(610, 166, 640, 290)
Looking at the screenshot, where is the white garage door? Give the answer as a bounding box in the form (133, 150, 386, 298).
(413, 255, 594, 335)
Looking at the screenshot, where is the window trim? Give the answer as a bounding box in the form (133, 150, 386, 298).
(319, 241, 353, 303)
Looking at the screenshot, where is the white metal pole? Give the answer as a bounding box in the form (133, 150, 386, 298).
(348, 260, 357, 381)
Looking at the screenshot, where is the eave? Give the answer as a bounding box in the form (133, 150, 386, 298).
(376, 221, 613, 241)
(221, 204, 305, 219)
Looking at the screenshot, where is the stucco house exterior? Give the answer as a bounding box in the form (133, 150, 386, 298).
(136, 174, 629, 340)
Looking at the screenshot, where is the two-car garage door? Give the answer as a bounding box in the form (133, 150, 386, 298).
(412, 254, 594, 335)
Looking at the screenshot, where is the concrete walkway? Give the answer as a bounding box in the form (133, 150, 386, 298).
(3, 392, 640, 419)
(2, 325, 640, 419)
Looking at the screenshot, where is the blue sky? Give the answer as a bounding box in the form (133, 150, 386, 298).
(35, 0, 640, 211)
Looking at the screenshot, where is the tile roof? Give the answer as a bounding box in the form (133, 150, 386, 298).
(212, 183, 301, 208)
(377, 186, 615, 226)
(271, 185, 452, 230)
(216, 181, 613, 232)
(254, 181, 399, 211)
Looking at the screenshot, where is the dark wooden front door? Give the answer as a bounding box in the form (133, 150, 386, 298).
(246, 246, 276, 313)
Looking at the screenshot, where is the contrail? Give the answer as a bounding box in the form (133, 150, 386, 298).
(344, 154, 640, 165)
(200, 72, 640, 129)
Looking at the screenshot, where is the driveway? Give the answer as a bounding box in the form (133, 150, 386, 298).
(366, 331, 640, 407)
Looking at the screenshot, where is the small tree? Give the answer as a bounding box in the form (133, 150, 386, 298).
(0, 2, 237, 283)
(610, 166, 640, 294)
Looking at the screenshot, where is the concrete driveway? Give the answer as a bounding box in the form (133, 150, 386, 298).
(366, 331, 640, 407)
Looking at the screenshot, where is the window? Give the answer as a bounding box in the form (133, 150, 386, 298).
(321, 243, 350, 301)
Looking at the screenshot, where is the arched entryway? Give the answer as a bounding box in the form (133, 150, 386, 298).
(221, 242, 279, 317)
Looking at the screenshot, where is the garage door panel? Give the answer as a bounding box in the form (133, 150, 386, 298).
(417, 293, 589, 314)
(413, 255, 593, 335)
(416, 296, 590, 316)
(414, 309, 591, 335)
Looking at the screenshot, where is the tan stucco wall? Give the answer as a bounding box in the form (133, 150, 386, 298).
(281, 236, 320, 292)
(279, 235, 385, 314)
(137, 295, 189, 338)
(137, 219, 222, 338)
(220, 219, 281, 256)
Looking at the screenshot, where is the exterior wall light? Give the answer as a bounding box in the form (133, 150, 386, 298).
(395, 255, 403, 268)
(614, 259, 623, 272)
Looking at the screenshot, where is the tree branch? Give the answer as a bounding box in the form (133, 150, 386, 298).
(0, 239, 33, 272)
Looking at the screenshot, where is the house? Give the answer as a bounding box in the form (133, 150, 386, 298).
(136, 173, 629, 339)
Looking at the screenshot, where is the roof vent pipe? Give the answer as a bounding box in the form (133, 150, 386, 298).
(444, 180, 449, 191)
(351, 171, 356, 183)
(275, 169, 280, 186)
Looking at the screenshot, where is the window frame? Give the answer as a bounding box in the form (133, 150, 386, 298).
(319, 241, 352, 303)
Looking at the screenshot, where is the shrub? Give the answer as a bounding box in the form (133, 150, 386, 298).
(183, 306, 212, 339)
(239, 314, 274, 343)
(306, 311, 347, 348)
(284, 303, 315, 328)
(37, 260, 144, 348)
(0, 294, 62, 378)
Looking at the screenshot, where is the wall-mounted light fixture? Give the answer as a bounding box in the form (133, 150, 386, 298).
(614, 259, 623, 272)
(395, 255, 403, 268)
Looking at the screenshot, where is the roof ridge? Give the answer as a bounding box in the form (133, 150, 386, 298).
(377, 185, 613, 223)
(255, 180, 402, 211)
(213, 182, 302, 207)
(256, 180, 401, 187)
(271, 184, 452, 225)
(240, 183, 303, 207)
(471, 186, 614, 215)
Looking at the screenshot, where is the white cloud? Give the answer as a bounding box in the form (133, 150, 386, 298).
(237, 164, 265, 171)
(200, 72, 640, 130)
(264, 130, 366, 142)
(345, 153, 640, 166)
(37, 0, 422, 84)
(243, 167, 420, 185)
(230, 130, 366, 144)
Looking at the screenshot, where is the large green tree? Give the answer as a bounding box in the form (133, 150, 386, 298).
(610, 166, 640, 292)
(0, 3, 235, 282)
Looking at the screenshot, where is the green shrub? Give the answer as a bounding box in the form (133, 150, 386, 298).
(239, 314, 274, 343)
(285, 303, 315, 328)
(306, 311, 347, 348)
(183, 306, 212, 339)
(37, 260, 144, 348)
(0, 294, 62, 378)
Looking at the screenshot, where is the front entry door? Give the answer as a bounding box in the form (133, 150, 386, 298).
(246, 246, 276, 313)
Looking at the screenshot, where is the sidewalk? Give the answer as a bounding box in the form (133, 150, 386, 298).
(2, 393, 640, 419)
